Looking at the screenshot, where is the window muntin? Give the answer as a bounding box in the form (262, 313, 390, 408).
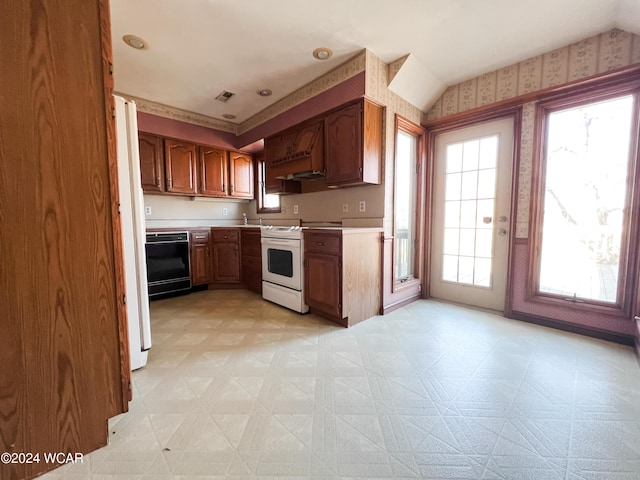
(441, 136, 498, 287)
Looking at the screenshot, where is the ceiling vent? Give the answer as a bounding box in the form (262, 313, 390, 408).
(215, 90, 235, 103)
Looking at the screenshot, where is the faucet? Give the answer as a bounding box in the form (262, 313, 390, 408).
(242, 213, 247, 225)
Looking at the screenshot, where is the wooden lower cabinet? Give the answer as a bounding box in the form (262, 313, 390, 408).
(304, 229, 382, 327)
(190, 230, 211, 286)
(241, 228, 262, 293)
(211, 228, 241, 284)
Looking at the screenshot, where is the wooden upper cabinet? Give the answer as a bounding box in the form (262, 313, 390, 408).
(164, 139, 197, 194)
(324, 99, 382, 186)
(273, 130, 298, 163)
(138, 132, 164, 192)
(198, 146, 228, 196)
(293, 121, 323, 159)
(229, 151, 254, 198)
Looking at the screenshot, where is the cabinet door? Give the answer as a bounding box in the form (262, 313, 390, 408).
(241, 229, 262, 292)
(293, 121, 322, 159)
(305, 252, 341, 318)
(212, 242, 241, 283)
(229, 152, 254, 198)
(191, 242, 211, 285)
(164, 139, 197, 194)
(199, 146, 228, 196)
(138, 132, 164, 192)
(324, 102, 363, 185)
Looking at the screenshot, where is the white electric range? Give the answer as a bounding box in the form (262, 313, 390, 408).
(260, 225, 309, 313)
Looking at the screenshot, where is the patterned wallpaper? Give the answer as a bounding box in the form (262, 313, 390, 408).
(364, 50, 423, 234)
(424, 29, 640, 239)
(118, 93, 238, 134)
(425, 29, 640, 122)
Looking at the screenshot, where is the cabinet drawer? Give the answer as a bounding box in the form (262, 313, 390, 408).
(212, 228, 239, 243)
(190, 230, 210, 243)
(304, 232, 341, 255)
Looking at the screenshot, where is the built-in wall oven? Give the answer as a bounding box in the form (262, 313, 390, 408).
(261, 226, 309, 313)
(145, 231, 191, 298)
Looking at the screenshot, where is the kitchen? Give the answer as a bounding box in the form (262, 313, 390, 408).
(4, 1, 640, 479)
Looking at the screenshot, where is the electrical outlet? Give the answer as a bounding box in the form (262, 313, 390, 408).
(342, 203, 348, 213)
(359, 200, 366, 212)
(293, 204, 299, 214)
(222, 207, 228, 216)
(144, 206, 152, 215)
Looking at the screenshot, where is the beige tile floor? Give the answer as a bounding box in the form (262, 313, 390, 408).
(43, 289, 640, 479)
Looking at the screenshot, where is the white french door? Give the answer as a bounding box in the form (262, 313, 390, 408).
(430, 117, 514, 311)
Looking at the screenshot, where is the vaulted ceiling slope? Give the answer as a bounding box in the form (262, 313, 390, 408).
(110, 0, 640, 126)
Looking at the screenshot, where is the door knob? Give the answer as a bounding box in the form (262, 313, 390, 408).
(497, 228, 507, 236)
(635, 316, 640, 321)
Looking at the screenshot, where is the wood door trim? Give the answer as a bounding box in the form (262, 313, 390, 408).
(99, 0, 130, 411)
(426, 113, 520, 311)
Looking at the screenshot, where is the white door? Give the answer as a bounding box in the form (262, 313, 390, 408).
(430, 117, 514, 311)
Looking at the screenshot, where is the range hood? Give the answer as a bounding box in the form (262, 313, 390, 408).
(268, 120, 324, 180)
(277, 169, 326, 181)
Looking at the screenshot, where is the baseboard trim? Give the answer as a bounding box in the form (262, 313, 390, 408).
(382, 294, 422, 315)
(510, 311, 635, 346)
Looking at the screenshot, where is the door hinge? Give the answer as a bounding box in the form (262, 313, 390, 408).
(111, 108, 116, 119)
(109, 63, 114, 75)
(117, 203, 121, 214)
(122, 295, 127, 305)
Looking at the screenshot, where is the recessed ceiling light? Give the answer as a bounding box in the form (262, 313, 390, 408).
(257, 89, 272, 97)
(222, 114, 236, 120)
(312, 47, 333, 60)
(122, 34, 147, 50)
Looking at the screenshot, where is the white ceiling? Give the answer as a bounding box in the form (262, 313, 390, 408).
(110, 0, 640, 125)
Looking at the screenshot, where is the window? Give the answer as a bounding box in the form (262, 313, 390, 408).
(393, 116, 424, 286)
(256, 155, 280, 213)
(442, 135, 498, 287)
(531, 80, 640, 311)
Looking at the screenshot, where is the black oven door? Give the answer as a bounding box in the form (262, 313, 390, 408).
(145, 233, 191, 297)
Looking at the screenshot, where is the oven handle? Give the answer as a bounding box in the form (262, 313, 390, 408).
(146, 240, 190, 245)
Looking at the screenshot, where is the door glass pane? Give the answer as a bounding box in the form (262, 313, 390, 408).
(394, 130, 417, 280)
(441, 135, 498, 287)
(539, 95, 633, 303)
